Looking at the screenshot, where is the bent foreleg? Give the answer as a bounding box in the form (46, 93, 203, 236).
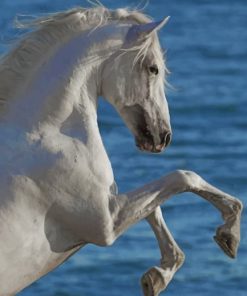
(109, 170, 242, 295)
(113, 170, 242, 258)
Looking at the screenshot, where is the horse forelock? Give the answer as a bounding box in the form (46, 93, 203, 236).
(0, 5, 167, 111)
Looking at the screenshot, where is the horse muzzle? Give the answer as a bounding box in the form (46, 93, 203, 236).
(135, 130, 172, 153)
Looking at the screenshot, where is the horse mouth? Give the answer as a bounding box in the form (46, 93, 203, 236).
(136, 140, 164, 153)
(135, 126, 165, 153)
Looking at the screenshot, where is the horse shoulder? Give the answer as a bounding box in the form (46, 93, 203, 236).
(33, 131, 116, 245)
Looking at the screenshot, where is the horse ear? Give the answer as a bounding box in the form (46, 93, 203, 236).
(126, 17, 170, 43)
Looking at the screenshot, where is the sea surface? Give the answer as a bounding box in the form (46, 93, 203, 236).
(0, 0, 246, 295)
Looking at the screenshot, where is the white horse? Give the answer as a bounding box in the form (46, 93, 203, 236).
(0, 6, 243, 296)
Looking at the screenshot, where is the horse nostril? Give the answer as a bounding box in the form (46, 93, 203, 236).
(160, 131, 172, 147)
(165, 132, 172, 147)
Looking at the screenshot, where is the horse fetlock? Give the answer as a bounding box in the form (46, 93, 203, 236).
(160, 249, 185, 270)
(222, 198, 243, 221)
(141, 251, 185, 295)
(175, 250, 185, 268)
(232, 198, 243, 215)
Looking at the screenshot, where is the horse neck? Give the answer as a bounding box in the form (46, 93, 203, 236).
(4, 24, 127, 142)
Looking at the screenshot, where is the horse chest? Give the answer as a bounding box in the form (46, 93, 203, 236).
(33, 132, 115, 201)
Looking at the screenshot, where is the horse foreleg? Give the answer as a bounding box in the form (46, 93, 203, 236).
(110, 170, 242, 295)
(141, 207, 185, 296)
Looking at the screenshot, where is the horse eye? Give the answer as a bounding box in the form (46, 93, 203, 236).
(149, 65, 159, 75)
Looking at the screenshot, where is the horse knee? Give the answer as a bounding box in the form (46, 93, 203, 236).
(173, 169, 201, 191)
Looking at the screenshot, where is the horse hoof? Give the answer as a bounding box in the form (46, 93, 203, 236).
(214, 200, 242, 259)
(214, 231, 239, 259)
(141, 267, 166, 296)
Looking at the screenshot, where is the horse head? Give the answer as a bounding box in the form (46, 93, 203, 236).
(102, 18, 171, 153)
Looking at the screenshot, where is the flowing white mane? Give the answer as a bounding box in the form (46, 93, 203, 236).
(0, 6, 167, 108)
(0, 6, 168, 109)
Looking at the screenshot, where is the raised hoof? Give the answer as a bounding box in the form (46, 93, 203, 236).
(141, 267, 166, 296)
(214, 199, 242, 259)
(214, 232, 239, 259)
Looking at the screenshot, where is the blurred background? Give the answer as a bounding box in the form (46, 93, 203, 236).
(0, 0, 246, 295)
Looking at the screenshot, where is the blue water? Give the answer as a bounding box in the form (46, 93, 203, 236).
(0, 0, 247, 295)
